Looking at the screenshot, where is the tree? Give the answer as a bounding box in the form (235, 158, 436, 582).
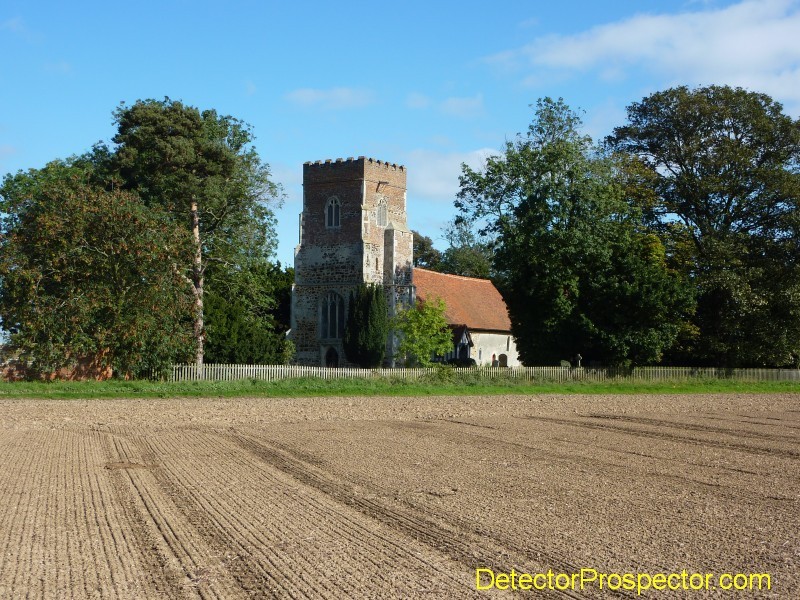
(267, 264, 294, 335)
(111, 98, 282, 368)
(392, 297, 453, 367)
(438, 219, 493, 279)
(343, 284, 389, 368)
(457, 98, 693, 366)
(0, 160, 195, 377)
(203, 263, 294, 364)
(411, 230, 442, 269)
(608, 86, 800, 366)
(412, 224, 492, 278)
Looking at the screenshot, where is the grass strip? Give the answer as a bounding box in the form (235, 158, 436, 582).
(0, 376, 798, 400)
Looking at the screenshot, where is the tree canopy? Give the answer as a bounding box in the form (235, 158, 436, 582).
(437, 219, 493, 279)
(457, 98, 693, 366)
(111, 98, 282, 367)
(412, 224, 492, 278)
(204, 263, 294, 365)
(608, 85, 800, 366)
(411, 230, 442, 270)
(0, 98, 285, 377)
(0, 160, 194, 377)
(393, 297, 453, 367)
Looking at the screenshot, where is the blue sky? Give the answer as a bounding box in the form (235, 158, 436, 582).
(2, 0, 800, 266)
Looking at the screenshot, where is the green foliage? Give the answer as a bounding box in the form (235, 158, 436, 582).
(457, 98, 693, 367)
(413, 223, 492, 278)
(279, 338, 296, 365)
(419, 364, 458, 384)
(111, 98, 283, 364)
(203, 263, 294, 364)
(393, 297, 453, 367)
(343, 284, 389, 368)
(112, 98, 280, 237)
(608, 85, 800, 366)
(411, 230, 442, 269)
(0, 160, 195, 377)
(204, 291, 289, 364)
(437, 219, 493, 278)
(0, 98, 286, 376)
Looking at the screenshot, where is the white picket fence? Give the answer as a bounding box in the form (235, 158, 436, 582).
(168, 364, 800, 383)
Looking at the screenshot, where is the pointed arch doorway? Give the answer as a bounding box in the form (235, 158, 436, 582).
(325, 347, 339, 368)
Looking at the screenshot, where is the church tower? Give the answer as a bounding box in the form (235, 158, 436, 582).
(290, 157, 413, 366)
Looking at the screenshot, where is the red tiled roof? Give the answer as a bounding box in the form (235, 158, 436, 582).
(413, 268, 512, 332)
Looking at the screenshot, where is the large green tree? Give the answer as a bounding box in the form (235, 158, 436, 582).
(0, 160, 194, 377)
(457, 98, 693, 366)
(111, 98, 282, 367)
(343, 284, 389, 368)
(392, 297, 453, 367)
(608, 86, 800, 366)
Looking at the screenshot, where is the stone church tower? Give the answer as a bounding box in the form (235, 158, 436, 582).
(290, 157, 413, 367)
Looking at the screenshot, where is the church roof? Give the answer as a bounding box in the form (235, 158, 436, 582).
(413, 268, 512, 333)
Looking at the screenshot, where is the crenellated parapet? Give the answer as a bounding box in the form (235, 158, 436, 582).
(304, 156, 405, 171)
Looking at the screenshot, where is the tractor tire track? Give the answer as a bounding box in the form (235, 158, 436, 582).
(584, 414, 800, 443)
(137, 428, 484, 599)
(526, 416, 800, 459)
(231, 431, 628, 599)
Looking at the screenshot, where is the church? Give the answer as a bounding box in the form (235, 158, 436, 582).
(290, 156, 519, 367)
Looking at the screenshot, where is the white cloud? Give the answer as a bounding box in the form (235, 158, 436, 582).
(490, 0, 800, 111)
(404, 148, 500, 202)
(1, 17, 25, 33)
(284, 87, 375, 110)
(405, 92, 485, 117)
(1, 16, 42, 42)
(270, 162, 302, 193)
(439, 94, 484, 118)
(0, 144, 18, 172)
(44, 60, 73, 75)
(583, 100, 628, 141)
(406, 92, 431, 109)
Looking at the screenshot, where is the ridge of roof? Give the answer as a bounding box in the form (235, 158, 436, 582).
(412, 267, 495, 283)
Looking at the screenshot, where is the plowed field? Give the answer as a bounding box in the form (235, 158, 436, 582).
(0, 393, 797, 598)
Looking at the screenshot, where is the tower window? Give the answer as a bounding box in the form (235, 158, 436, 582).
(377, 198, 388, 227)
(326, 197, 341, 228)
(321, 292, 345, 339)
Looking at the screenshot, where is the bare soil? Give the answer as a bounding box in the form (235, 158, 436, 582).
(0, 393, 797, 598)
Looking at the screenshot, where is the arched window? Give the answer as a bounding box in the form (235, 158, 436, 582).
(326, 197, 341, 228)
(377, 198, 388, 227)
(320, 292, 345, 339)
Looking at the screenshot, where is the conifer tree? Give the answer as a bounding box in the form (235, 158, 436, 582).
(343, 284, 389, 368)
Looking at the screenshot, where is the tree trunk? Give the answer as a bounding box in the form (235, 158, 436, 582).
(191, 200, 204, 370)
